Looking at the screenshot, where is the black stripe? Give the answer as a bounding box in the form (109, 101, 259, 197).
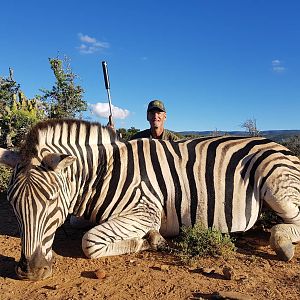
(95, 144, 121, 221)
(84, 146, 107, 220)
(244, 149, 281, 227)
(170, 141, 182, 160)
(58, 122, 74, 155)
(184, 136, 217, 225)
(83, 128, 108, 218)
(122, 186, 139, 211)
(186, 139, 201, 226)
(149, 140, 168, 214)
(106, 142, 135, 219)
(137, 140, 160, 200)
(71, 123, 85, 194)
(65, 122, 77, 180)
(77, 125, 94, 205)
(160, 140, 183, 227)
(206, 136, 243, 228)
(241, 148, 293, 179)
(225, 138, 272, 231)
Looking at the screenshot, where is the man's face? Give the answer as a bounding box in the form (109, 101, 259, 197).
(147, 109, 167, 129)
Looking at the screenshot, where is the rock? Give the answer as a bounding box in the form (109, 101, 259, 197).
(94, 269, 106, 279)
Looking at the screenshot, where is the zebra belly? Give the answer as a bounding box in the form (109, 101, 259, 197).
(159, 192, 261, 236)
(212, 193, 261, 233)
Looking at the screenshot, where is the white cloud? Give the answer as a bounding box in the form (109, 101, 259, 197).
(90, 102, 130, 119)
(272, 59, 286, 73)
(77, 33, 110, 54)
(273, 66, 285, 72)
(79, 33, 96, 44)
(272, 59, 281, 66)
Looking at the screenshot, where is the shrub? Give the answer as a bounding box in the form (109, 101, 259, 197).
(0, 165, 11, 192)
(174, 224, 235, 264)
(281, 135, 300, 157)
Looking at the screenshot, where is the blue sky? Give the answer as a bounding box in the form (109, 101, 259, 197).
(1, 0, 299, 132)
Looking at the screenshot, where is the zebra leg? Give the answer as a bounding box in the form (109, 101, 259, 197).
(264, 186, 300, 261)
(82, 214, 160, 259)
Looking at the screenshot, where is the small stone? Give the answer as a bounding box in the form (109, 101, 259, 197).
(95, 269, 106, 279)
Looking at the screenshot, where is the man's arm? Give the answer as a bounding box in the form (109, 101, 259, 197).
(163, 129, 181, 141)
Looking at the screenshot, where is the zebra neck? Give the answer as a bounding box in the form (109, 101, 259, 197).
(69, 142, 125, 221)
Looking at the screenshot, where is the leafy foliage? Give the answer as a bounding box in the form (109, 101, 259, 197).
(0, 70, 19, 148)
(0, 71, 45, 148)
(174, 224, 235, 264)
(117, 127, 140, 141)
(0, 68, 19, 106)
(40, 57, 87, 119)
(281, 135, 300, 157)
(0, 166, 11, 192)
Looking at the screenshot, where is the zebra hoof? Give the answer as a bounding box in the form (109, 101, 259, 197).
(270, 231, 294, 261)
(144, 230, 168, 251)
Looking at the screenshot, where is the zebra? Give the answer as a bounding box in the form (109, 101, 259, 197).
(0, 119, 300, 281)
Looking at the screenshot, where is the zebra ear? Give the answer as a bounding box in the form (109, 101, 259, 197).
(0, 148, 21, 168)
(42, 153, 77, 172)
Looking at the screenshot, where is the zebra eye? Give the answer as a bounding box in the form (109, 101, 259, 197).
(49, 191, 59, 202)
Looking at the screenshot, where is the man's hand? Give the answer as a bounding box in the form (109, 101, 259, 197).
(107, 114, 115, 130)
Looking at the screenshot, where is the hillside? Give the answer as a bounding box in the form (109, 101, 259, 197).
(178, 130, 300, 142)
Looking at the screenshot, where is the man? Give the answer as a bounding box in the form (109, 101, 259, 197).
(130, 100, 179, 141)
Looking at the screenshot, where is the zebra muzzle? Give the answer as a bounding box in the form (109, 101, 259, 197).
(16, 249, 53, 281)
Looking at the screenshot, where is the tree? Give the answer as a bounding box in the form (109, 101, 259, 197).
(241, 118, 261, 137)
(0, 69, 44, 148)
(117, 127, 140, 141)
(40, 56, 87, 119)
(0, 68, 19, 148)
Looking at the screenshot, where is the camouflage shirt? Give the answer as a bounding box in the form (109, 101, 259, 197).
(130, 129, 180, 141)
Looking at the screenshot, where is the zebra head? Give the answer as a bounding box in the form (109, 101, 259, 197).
(1, 149, 76, 280)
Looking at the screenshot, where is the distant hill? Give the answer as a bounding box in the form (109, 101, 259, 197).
(178, 130, 300, 142)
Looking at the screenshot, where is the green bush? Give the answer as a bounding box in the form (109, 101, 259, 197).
(0, 165, 11, 192)
(174, 224, 235, 264)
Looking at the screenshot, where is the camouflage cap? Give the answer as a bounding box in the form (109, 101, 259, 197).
(147, 100, 166, 112)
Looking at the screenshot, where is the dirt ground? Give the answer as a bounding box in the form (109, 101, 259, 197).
(0, 192, 299, 300)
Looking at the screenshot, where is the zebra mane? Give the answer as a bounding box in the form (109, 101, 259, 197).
(20, 119, 118, 160)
